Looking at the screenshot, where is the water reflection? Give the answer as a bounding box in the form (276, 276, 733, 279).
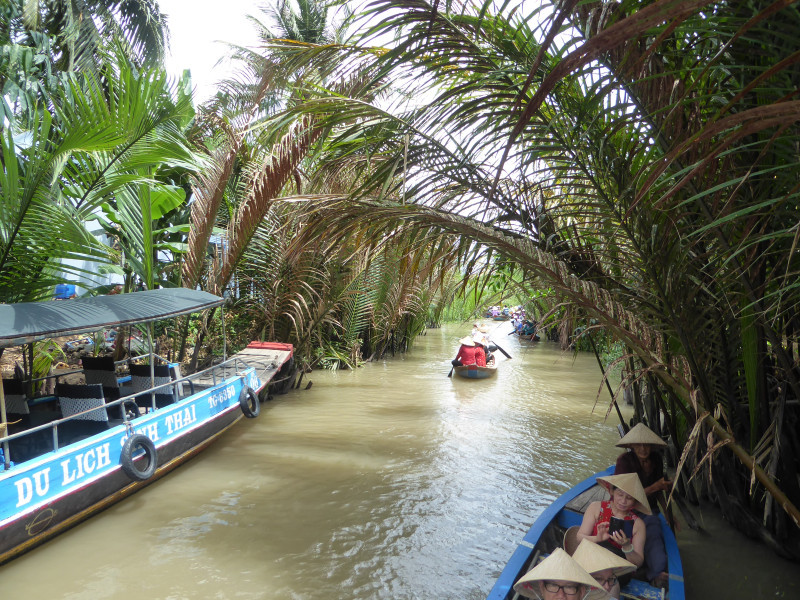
(4, 323, 794, 598)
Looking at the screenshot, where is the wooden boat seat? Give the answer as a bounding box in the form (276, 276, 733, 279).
(56, 383, 120, 445)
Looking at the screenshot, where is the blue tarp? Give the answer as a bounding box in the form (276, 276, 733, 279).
(54, 284, 76, 300)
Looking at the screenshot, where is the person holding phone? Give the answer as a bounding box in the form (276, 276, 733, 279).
(614, 423, 672, 588)
(576, 473, 649, 570)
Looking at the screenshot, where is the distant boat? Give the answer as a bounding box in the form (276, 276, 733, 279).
(486, 465, 684, 600)
(453, 364, 497, 379)
(515, 331, 541, 342)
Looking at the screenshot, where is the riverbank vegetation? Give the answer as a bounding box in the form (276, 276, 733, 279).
(1, 0, 799, 560)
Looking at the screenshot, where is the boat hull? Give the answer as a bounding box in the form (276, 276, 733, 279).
(0, 405, 242, 565)
(454, 365, 497, 379)
(486, 465, 685, 600)
(0, 340, 293, 567)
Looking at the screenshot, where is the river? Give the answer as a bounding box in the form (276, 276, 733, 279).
(1, 322, 798, 598)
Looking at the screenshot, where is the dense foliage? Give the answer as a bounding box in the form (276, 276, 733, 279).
(248, 0, 800, 557)
(3, 0, 799, 558)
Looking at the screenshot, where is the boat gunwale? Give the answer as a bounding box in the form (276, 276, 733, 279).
(0, 354, 257, 450)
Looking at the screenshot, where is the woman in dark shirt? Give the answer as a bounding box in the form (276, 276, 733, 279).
(614, 423, 671, 588)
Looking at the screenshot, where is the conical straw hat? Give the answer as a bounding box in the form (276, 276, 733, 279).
(478, 323, 490, 333)
(615, 423, 667, 448)
(572, 539, 636, 576)
(596, 473, 651, 515)
(473, 333, 488, 345)
(513, 548, 607, 599)
(458, 336, 475, 346)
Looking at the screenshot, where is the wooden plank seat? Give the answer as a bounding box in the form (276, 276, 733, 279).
(55, 383, 122, 445)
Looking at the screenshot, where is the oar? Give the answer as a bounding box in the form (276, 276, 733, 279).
(492, 341, 512, 359)
(448, 357, 458, 377)
(480, 326, 512, 359)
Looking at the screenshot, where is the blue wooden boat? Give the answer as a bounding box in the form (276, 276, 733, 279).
(0, 289, 293, 566)
(487, 465, 684, 600)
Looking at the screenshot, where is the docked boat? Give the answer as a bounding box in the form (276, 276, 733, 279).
(486, 465, 684, 600)
(0, 288, 293, 566)
(453, 364, 497, 379)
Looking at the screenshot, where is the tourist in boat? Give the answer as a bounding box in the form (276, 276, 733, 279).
(520, 318, 538, 337)
(614, 423, 672, 588)
(471, 322, 489, 336)
(513, 547, 606, 600)
(571, 539, 636, 600)
(471, 333, 489, 367)
(576, 473, 649, 568)
(451, 336, 479, 367)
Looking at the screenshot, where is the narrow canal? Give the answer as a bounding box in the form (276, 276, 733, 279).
(1, 323, 799, 598)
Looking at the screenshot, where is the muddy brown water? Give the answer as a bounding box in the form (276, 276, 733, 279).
(1, 322, 798, 598)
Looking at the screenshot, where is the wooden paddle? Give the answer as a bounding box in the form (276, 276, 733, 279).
(491, 342, 512, 359)
(448, 357, 458, 377)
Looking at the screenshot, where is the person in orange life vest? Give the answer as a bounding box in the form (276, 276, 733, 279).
(451, 336, 479, 367)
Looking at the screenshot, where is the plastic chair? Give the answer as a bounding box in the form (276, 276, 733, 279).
(130, 364, 176, 411)
(81, 355, 136, 419)
(2, 378, 29, 417)
(56, 383, 115, 445)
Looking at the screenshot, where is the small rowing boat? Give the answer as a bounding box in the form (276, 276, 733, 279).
(453, 364, 497, 379)
(486, 465, 684, 600)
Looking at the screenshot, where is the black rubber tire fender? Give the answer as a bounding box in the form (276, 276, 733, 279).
(239, 385, 260, 418)
(120, 434, 158, 481)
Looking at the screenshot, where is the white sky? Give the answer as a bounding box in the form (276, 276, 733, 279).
(159, 0, 266, 102)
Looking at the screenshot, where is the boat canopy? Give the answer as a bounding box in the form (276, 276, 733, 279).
(0, 288, 224, 349)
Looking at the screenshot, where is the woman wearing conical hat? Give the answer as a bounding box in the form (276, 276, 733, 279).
(614, 422, 671, 588)
(571, 539, 636, 600)
(514, 547, 609, 600)
(452, 335, 480, 367)
(615, 423, 670, 505)
(576, 473, 649, 569)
